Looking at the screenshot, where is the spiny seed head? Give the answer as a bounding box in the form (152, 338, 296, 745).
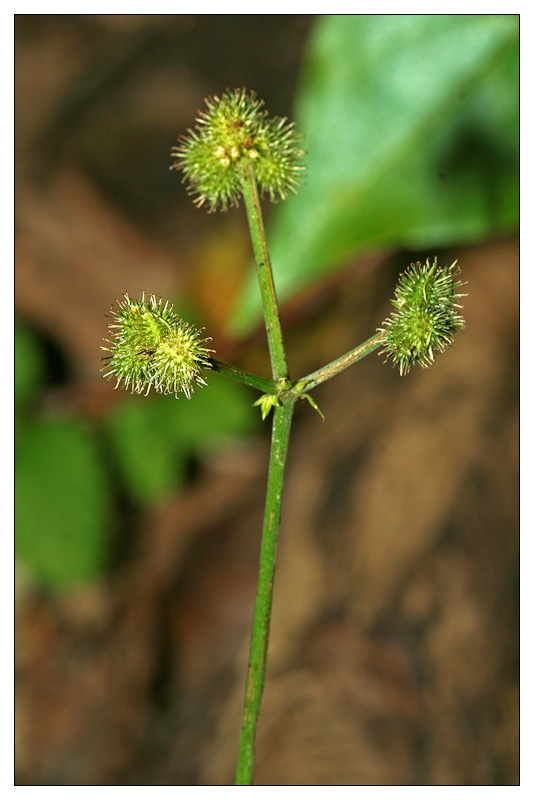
(171, 88, 305, 211)
(378, 258, 466, 376)
(100, 293, 213, 398)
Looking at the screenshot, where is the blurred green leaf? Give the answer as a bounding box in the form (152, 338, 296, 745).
(106, 396, 188, 506)
(232, 14, 518, 334)
(106, 371, 258, 506)
(15, 419, 113, 587)
(171, 370, 259, 447)
(15, 319, 45, 413)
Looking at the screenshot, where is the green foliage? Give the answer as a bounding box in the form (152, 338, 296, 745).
(15, 320, 258, 586)
(232, 14, 518, 334)
(15, 320, 113, 587)
(105, 370, 259, 506)
(15, 320, 45, 413)
(15, 418, 112, 586)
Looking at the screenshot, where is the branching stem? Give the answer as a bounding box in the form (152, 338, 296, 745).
(235, 166, 388, 784)
(294, 332, 386, 393)
(210, 358, 276, 394)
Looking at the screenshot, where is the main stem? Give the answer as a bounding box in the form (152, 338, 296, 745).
(236, 164, 292, 785)
(235, 400, 294, 785)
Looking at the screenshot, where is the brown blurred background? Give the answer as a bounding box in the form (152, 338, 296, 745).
(15, 15, 518, 785)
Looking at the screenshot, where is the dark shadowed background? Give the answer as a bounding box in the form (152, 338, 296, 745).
(15, 14, 518, 785)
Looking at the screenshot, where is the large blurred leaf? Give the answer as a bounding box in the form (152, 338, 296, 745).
(15, 419, 113, 587)
(106, 371, 258, 506)
(232, 14, 518, 334)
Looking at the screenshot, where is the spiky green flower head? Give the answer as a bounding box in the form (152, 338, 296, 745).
(171, 88, 305, 211)
(378, 258, 466, 376)
(101, 293, 213, 398)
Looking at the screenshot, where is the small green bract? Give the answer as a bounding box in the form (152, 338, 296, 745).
(101, 293, 213, 398)
(379, 258, 466, 375)
(171, 88, 305, 211)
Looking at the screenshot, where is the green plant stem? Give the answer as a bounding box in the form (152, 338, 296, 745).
(209, 358, 276, 394)
(241, 163, 289, 382)
(294, 331, 386, 393)
(235, 399, 295, 785)
(234, 163, 295, 785)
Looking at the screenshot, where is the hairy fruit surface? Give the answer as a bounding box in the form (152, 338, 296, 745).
(379, 258, 466, 375)
(171, 88, 305, 211)
(101, 294, 213, 398)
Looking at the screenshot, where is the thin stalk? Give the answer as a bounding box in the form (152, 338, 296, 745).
(236, 400, 295, 785)
(209, 358, 276, 394)
(240, 163, 289, 382)
(294, 332, 386, 394)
